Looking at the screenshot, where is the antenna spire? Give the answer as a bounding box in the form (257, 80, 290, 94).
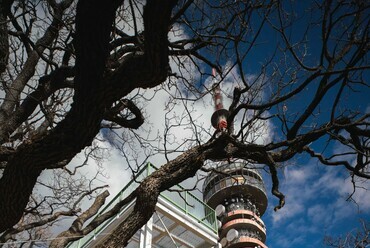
(211, 68, 230, 131)
(212, 68, 224, 111)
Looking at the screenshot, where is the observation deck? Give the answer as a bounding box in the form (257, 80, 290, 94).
(203, 162, 268, 215)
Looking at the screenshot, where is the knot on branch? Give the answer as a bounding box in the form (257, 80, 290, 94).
(104, 99, 144, 129)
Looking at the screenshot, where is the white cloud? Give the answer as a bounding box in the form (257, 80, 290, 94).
(272, 200, 305, 223)
(307, 204, 331, 226)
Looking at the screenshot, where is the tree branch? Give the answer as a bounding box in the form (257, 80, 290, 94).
(104, 99, 144, 129)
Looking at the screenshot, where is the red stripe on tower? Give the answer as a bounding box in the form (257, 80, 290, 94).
(211, 68, 230, 131)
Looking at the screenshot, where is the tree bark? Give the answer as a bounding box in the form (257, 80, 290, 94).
(0, 0, 120, 232)
(0, 0, 178, 233)
(0, 0, 13, 74)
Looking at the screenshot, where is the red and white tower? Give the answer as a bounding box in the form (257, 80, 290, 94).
(210, 68, 230, 131)
(204, 69, 268, 248)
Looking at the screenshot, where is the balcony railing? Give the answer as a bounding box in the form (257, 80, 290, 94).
(67, 163, 217, 248)
(203, 175, 267, 203)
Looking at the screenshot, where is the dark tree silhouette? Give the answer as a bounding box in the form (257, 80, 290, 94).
(0, 0, 368, 247)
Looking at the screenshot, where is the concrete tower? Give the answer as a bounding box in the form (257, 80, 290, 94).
(203, 70, 268, 248)
(203, 162, 268, 248)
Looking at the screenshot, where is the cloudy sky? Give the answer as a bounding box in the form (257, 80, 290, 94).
(264, 157, 370, 247)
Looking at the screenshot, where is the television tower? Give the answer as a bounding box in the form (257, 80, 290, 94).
(203, 69, 268, 248)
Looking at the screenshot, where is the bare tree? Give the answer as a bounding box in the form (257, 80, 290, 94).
(0, 0, 369, 247)
(324, 220, 369, 248)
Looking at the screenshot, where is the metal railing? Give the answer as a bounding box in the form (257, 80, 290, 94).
(203, 161, 265, 188)
(160, 183, 217, 232)
(67, 163, 217, 248)
(203, 175, 267, 203)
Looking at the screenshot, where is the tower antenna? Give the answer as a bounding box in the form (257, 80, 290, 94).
(211, 68, 230, 131)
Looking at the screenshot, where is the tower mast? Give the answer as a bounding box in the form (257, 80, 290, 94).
(211, 68, 230, 131)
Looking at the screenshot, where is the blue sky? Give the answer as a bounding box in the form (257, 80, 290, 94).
(263, 157, 370, 247)
(250, 2, 370, 246)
